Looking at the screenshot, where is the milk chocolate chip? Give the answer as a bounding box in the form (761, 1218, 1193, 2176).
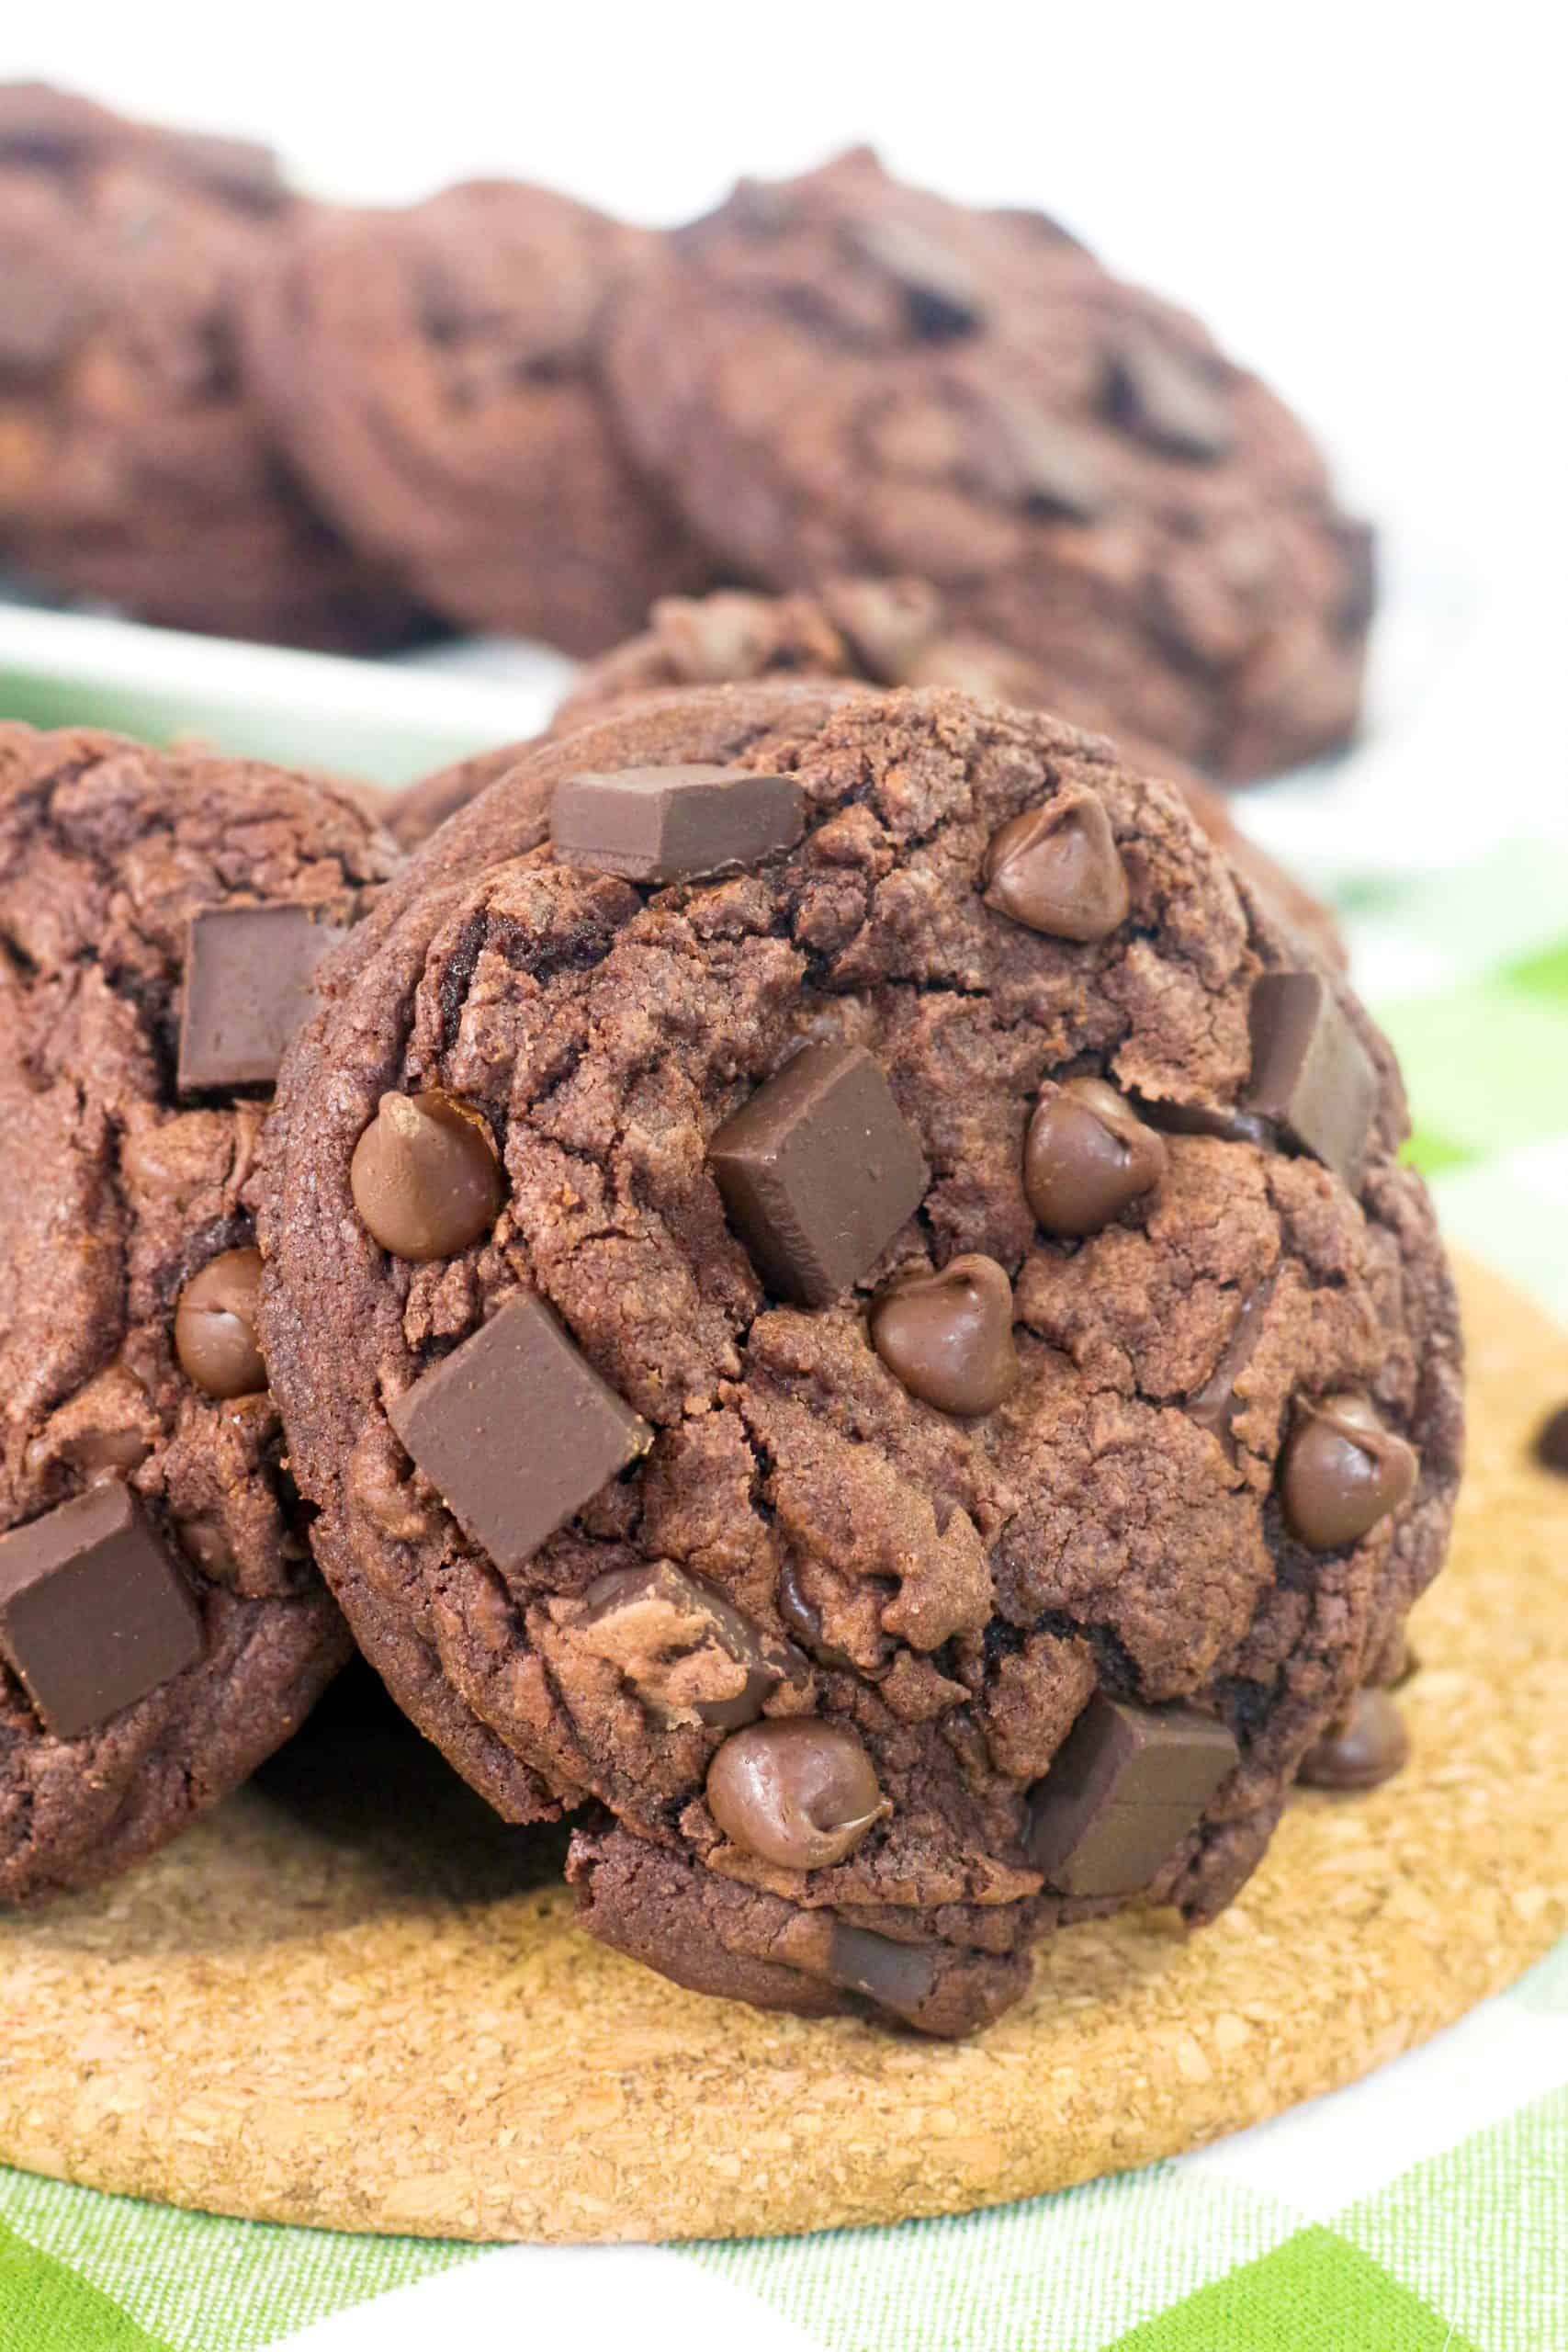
(870, 1254, 1019, 1416)
(1299, 1688, 1409, 1791)
(706, 1718, 883, 1871)
(350, 1091, 503, 1262)
(174, 1248, 266, 1398)
(1024, 1078, 1167, 1238)
(1280, 1395, 1418, 1551)
(982, 792, 1129, 941)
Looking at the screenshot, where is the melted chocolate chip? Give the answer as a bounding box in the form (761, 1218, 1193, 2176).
(706, 1718, 882, 1871)
(1280, 1395, 1418, 1552)
(982, 792, 1129, 942)
(870, 1253, 1019, 1416)
(1024, 1077, 1167, 1238)
(174, 1247, 266, 1399)
(350, 1091, 503, 1262)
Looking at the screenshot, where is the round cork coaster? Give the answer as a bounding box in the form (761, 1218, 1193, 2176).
(1, 1253, 1563, 2245)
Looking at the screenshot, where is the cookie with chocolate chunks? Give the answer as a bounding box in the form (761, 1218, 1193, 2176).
(603, 150, 1374, 782)
(259, 682, 1461, 2037)
(0, 724, 397, 1901)
(239, 181, 712, 656)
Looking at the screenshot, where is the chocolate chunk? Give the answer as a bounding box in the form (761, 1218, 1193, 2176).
(870, 1253, 1019, 1416)
(1024, 1077, 1166, 1238)
(709, 1042, 928, 1306)
(706, 1718, 883, 1870)
(177, 903, 345, 1094)
(1246, 972, 1379, 1190)
(350, 1091, 503, 1262)
(1280, 1394, 1418, 1551)
(550, 764, 805, 885)
(576, 1560, 804, 1731)
(1025, 1691, 1238, 1897)
(0, 1485, 203, 1740)
(824, 1921, 938, 2022)
(388, 1292, 651, 1573)
(1107, 333, 1235, 461)
(174, 1247, 266, 1398)
(852, 218, 985, 342)
(982, 791, 1129, 942)
(1299, 1688, 1409, 1791)
(1532, 1402, 1568, 1477)
(983, 392, 1110, 521)
(1187, 1287, 1273, 1460)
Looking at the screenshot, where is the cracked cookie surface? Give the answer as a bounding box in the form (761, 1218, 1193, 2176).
(0, 725, 397, 1900)
(260, 683, 1461, 2034)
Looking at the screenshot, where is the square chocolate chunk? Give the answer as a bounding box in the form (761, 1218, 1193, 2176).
(1246, 972, 1379, 1191)
(1026, 1692, 1238, 1898)
(178, 902, 347, 1094)
(388, 1292, 652, 1574)
(708, 1042, 929, 1306)
(551, 764, 805, 885)
(0, 1485, 204, 1741)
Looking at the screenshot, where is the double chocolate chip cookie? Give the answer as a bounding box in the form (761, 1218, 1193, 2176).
(261, 683, 1460, 2037)
(0, 724, 398, 1900)
(604, 150, 1374, 781)
(240, 182, 713, 655)
(0, 84, 419, 649)
(393, 577, 1345, 967)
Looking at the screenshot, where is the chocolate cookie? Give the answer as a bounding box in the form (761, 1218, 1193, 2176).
(0, 724, 398, 1901)
(394, 577, 1345, 967)
(260, 684, 1461, 2036)
(603, 151, 1374, 781)
(240, 182, 713, 656)
(0, 84, 420, 649)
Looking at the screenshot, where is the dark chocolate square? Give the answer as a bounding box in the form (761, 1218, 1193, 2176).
(551, 764, 805, 885)
(388, 1292, 651, 1574)
(0, 1484, 204, 1741)
(1246, 972, 1379, 1191)
(178, 902, 346, 1094)
(1026, 1693, 1238, 1897)
(707, 1042, 930, 1306)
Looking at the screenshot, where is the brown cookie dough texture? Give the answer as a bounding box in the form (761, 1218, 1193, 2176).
(260, 682, 1461, 2037)
(603, 150, 1374, 781)
(239, 182, 714, 656)
(395, 576, 1346, 968)
(0, 84, 421, 649)
(0, 724, 399, 1902)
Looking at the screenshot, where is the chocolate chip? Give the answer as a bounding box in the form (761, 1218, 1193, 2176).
(706, 1718, 883, 1871)
(1106, 333, 1235, 461)
(174, 1247, 266, 1398)
(1280, 1394, 1418, 1551)
(1025, 1691, 1238, 1897)
(1246, 972, 1380, 1191)
(852, 217, 985, 342)
(550, 764, 805, 885)
(1024, 1077, 1167, 1238)
(824, 1921, 938, 2022)
(776, 1559, 856, 1672)
(1531, 1402, 1568, 1476)
(709, 1042, 928, 1306)
(982, 392, 1110, 521)
(1299, 1688, 1409, 1792)
(0, 1484, 203, 1740)
(576, 1560, 804, 1731)
(1187, 1283, 1273, 1457)
(1135, 1096, 1275, 1149)
(350, 1091, 503, 1262)
(388, 1292, 651, 1574)
(871, 1253, 1019, 1416)
(983, 792, 1129, 942)
(177, 903, 346, 1094)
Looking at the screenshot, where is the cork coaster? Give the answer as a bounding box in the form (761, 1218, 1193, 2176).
(1, 1253, 1563, 2245)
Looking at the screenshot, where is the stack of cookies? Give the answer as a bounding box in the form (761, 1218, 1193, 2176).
(2, 86, 1371, 784)
(0, 680, 1462, 2035)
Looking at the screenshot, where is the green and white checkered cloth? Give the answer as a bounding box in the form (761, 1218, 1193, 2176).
(2, 660, 1566, 2347)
